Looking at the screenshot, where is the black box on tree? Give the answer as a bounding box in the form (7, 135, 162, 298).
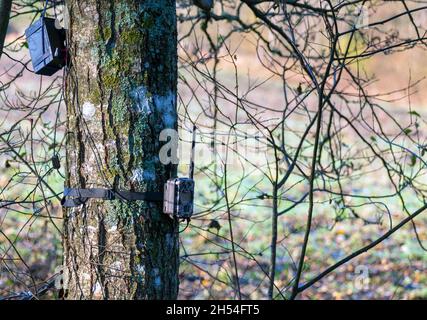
(25, 17, 66, 76)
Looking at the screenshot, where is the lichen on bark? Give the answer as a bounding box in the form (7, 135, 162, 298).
(63, 0, 179, 300)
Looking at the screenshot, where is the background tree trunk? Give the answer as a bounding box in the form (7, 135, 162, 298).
(0, 0, 12, 59)
(63, 0, 179, 300)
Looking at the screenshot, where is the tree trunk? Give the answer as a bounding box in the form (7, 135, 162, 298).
(63, 0, 179, 300)
(0, 0, 12, 59)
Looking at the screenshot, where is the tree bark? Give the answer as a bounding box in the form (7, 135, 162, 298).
(63, 0, 179, 300)
(0, 0, 12, 60)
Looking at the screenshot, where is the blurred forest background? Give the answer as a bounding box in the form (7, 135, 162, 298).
(0, 0, 427, 300)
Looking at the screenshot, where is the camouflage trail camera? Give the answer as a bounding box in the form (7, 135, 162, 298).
(163, 126, 197, 219)
(163, 178, 195, 219)
(25, 17, 66, 76)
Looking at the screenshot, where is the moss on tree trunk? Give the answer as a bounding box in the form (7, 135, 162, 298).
(63, 0, 179, 300)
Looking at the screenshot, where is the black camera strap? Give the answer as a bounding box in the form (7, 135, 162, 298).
(61, 188, 163, 208)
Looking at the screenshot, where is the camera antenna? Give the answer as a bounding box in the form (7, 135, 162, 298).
(189, 125, 196, 180)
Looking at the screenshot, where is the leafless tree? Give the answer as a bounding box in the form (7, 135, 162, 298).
(1, 0, 426, 300)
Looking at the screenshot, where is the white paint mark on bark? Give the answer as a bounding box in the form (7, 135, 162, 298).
(92, 282, 102, 297)
(154, 91, 176, 128)
(136, 264, 145, 276)
(131, 168, 144, 183)
(107, 225, 117, 233)
(130, 86, 176, 128)
(131, 86, 152, 114)
(82, 102, 96, 120)
(132, 168, 156, 183)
